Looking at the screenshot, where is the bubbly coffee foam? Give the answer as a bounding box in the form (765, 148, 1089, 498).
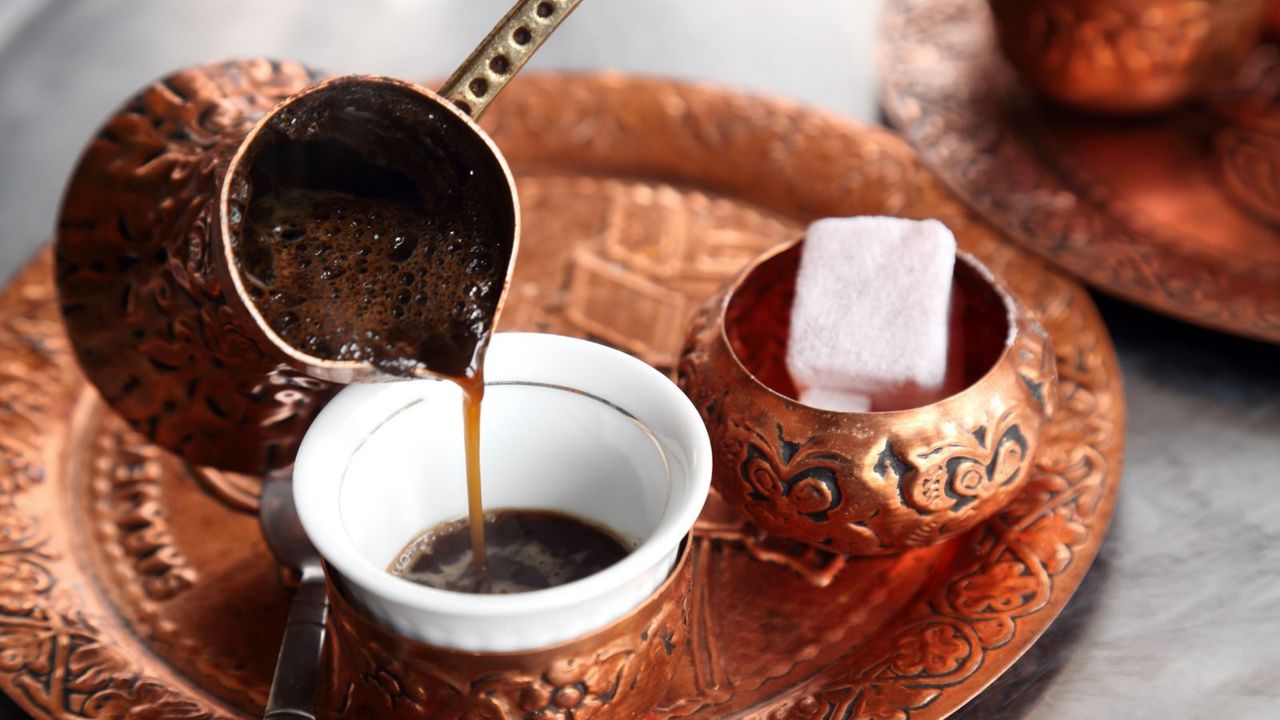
(239, 189, 507, 378)
(228, 83, 514, 379)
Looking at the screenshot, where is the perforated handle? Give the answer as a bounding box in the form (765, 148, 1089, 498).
(440, 0, 585, 119)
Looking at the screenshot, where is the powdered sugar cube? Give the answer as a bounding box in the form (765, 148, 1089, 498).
(786, 216, 956, 412)
(797, 386, 872, 413)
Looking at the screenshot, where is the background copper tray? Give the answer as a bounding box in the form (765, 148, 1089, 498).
(880, 0, 1280, 344)
(0, 73, 1122, 719)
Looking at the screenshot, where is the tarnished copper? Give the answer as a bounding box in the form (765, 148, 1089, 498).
(882, 0, 1280, 344)
(0, 73, 1124, 720)
(679, 243, 1055, 555)
(319, 541, 691, 719)
(987, 0, 1267, 114)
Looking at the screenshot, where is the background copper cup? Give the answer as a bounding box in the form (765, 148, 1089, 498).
(988, 0, 1268, 114)
(678, 241, 1057, 556)
(319, 539, 692, 719)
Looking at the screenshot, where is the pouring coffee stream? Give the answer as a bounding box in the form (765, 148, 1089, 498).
(235, 0, 588, 570)
(242, 1, 583, 716)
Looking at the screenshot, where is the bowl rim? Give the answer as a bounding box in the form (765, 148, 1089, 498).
(714, 238, 1024, 418)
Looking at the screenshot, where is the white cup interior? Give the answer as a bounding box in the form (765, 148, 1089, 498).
(341, 380, 671, 570)
(294, 332, 712, 651)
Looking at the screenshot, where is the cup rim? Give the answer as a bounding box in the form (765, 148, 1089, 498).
(716, 238, 1021, 418)
(293, 332, 711, 618)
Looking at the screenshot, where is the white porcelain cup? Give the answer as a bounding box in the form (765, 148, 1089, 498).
(293, 332, 712, 652)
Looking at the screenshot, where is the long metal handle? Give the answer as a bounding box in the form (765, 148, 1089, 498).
(263, 565, 329, 720)
(439, 0, 585, 119)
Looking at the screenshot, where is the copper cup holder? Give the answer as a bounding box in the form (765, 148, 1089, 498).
(319, 538, 693, 719)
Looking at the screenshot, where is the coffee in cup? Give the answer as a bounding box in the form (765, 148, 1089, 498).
(390, 509, 630, 594)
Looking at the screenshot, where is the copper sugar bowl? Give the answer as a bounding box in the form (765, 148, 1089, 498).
(678, 240, 1057, 555)
(988, 0, 1269, 114)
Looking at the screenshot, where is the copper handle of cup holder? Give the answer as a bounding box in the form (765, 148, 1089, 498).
(262, 566, 328, 720)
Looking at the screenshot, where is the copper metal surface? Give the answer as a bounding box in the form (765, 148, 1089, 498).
(55, 59, 332, 475)
(217, 72, 520, 387)
(55, 4, 591, 473)
(987, 0, 1267, 114)
(680, 245, 1056, 555)
(320, 541, 691, 718)
(881, 0, 1280, 344)
(55, 60, 524, 475)
(0, 73, 1123, 719)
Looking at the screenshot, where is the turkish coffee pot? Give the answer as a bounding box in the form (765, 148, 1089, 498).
(55, 0, 580, 476)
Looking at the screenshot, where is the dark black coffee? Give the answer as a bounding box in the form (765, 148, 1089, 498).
(238, 187, 508, 379)
(230, 83, 514, 379)
(390, 510, 631, 594)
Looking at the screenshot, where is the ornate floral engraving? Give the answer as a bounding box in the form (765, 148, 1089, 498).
(0, 259, 71, 499)
(0, 252, 231, 718)
(56, 59, 335, 474)
(887, 407, 1029, 515)
(752, 233, 1120, 720)
(475, 648, 640, 718)
(1211, 46, 1280, 226)
(91, 431, 197, 602)
(738, 426, 845, 526)
(681, 254, 1053, 556)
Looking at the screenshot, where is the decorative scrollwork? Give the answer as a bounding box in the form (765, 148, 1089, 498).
(55, 59, 335, 475)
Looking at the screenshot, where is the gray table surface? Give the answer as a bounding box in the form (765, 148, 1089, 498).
(0, 2, 1277, 718)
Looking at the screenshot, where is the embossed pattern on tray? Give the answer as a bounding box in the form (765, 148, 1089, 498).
(881, 0, 1280, 343)
(0, 72, 1123, 719)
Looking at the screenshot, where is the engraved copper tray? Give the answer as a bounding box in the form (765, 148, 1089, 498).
(0, 73, 1122, 719)
(881, 0, 1280, 343)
